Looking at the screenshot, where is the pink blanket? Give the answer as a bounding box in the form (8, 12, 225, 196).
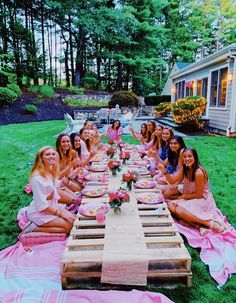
(0, 240, 174, 303)
(174, 210, 236, 288)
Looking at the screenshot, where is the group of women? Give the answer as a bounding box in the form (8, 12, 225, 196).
(19, 120, 124, 236)
(130, 121, 227, 234)
(20, 118, 226, 237)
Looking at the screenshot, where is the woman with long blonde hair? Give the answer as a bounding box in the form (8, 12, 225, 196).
(20, 146, 76, 235)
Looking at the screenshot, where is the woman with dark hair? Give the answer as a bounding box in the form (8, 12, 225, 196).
(106, 119, 123, 144)
(70, 132, 81, 158)
(130, 123, 147, 142)
(56, 133, 82, 194)
(79, 128, 96, 164)
(19, 146, 76, 235)
(159, 127, 174, 161)
(146, 121, 156, 143)
(154, 135, 186, 185)
(158, 147, 226, 233)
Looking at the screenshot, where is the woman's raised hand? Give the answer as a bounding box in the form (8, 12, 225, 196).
(157, 162, 165, 172)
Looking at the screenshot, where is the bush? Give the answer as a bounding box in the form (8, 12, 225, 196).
(82, 75, 99, 89)
(68, 86, 85, 95)
(0, 87, 18, 106)
(40, 85, 54, 98)
(23, 104, 37, 115)
(108, 91, 140, 108)
(28, 86, 40, 94)
(64, 98, 108, 108)
(144, 95, 171, 106)
(154, 102, 172, 117)
(7, 83, 22, 97)
(172, 96, 207, 130)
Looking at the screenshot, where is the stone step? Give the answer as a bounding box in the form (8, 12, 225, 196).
(158, 119, 181, 129)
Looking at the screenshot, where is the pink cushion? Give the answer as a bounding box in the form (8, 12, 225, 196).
(19, 232, 67, 246)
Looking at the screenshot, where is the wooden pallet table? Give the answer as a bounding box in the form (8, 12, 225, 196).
(60, 149, 192, 289)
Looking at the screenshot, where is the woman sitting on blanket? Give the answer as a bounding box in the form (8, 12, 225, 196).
(56, 133, 83, 195)
(106, 119, 123, 144)
(20, 146, 76, 235)
(153, 136, 186, 185)
(158, 147, 227, 233)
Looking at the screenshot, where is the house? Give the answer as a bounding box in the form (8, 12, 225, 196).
(162, 43, 236, 136)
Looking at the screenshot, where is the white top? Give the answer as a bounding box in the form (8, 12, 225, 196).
(27, 173, 60, 226)
(80, 139, 90, 161)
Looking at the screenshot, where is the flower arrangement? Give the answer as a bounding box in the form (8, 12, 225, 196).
(119, 151, 130, 164)
(122, 170, 139, 191)
(108, 188, 130, 213)
(108, 159, 121, 176)
(106, 146, 115, 158)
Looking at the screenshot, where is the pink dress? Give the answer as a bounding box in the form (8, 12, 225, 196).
(27, 173, 60, 225)
(107, 126, 123, 143)
(172, 178, 217, 220)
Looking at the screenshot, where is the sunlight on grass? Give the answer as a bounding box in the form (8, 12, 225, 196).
(0, 121, 236, 302)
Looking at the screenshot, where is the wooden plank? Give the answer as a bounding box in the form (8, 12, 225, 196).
(145, 235, 183, 245)
(66, 237, 105, 248)
(148, 247, 191, 262)
(61, 250, 103, 263)
(70, 227, 105, 237)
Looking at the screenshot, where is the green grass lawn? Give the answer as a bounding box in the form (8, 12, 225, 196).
(0, 120, 236, 302)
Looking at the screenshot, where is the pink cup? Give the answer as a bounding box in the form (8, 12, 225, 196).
(96, 210, 105, 224)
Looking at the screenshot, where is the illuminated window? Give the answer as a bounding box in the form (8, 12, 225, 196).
(210, 67, 228, 107)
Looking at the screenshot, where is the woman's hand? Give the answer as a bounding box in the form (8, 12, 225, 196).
(147, 150, 156, 157)
(59, 207, 76, 223)
(157, 163, 165, 173)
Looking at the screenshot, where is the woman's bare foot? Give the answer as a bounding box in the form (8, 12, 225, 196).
(209, 219, 227, 233)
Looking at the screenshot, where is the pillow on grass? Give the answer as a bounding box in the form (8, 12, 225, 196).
(19, 232, 67, 246)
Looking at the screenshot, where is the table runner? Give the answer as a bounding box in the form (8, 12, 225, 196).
(101, 167, 149, 285)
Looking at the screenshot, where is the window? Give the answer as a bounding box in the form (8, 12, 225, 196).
(175, 80, 185, 100)
(210, 67, 228, 107)
(197, 78, 208, 98)
(185, 81, 194, 97)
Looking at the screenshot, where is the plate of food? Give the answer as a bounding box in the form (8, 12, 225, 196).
(82, 187, 107, 197)
(84, 173, 106, 181)
(79, 202, 110, 217)
(134, 160, 149, 166)
(136, 192, 164, 204)
(137, 168, 150, 175)
(133, 180, 156, 189)
(90, 165, 108, 172)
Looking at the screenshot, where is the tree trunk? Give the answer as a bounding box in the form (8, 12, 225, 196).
(115, 61, 122, 91)
(68, 15, 74, 86)
(41, 0, 46, 84)
(30, 1, 39, 85)
(65, 41, 70, 87)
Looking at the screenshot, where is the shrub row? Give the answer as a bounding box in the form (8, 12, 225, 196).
(144, 95, 171, 106)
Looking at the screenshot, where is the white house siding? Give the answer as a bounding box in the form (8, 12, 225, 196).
(208, 84, 232, 131)
(173, 61, 232, 132)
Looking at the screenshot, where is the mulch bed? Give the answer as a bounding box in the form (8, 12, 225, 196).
(0, 89, 110, 126)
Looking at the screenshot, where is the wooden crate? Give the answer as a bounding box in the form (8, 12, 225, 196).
(60, 202, 192, 289)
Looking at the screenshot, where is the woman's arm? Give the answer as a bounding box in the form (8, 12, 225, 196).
(179, 169, 205, 200)
(157, 163, 183, 184)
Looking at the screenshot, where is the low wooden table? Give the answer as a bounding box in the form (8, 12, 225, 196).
(60, 149, 192, 289)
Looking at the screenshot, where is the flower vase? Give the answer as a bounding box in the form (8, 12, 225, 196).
(113, 206, 121, 214)
(112, 169, 117, 176)
(127, 182, 132, 191)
